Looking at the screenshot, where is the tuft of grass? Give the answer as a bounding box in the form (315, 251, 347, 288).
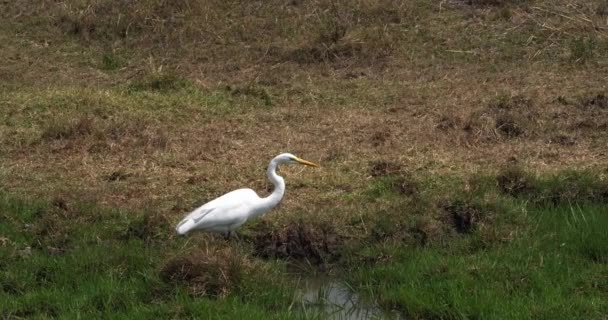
(160, 248, 251, 298)
(41, 116, 96, 141)
(249, 219, 343, 267)
(101, 53, 122, 71)
(569, 36, 597, 63)
(226, 84, 273, 107)
(127, 73, 191, 93)
(496, 165, 536, 197)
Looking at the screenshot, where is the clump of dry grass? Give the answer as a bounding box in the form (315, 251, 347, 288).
(38, 111, 171, 154)
(496, 165, 536, 197)
(369, 160, 402, 177)
(41, 116, 96, 141)
(53, 0, 210, 43)
(160, 247, 252, 298)
(579, 93, 608, 109)
(462, 94, 538, 141)
(250, 219, 342, 266)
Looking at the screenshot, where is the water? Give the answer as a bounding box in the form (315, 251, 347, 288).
(293, 277, 402, 320)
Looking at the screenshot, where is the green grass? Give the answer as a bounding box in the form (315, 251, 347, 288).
(348, 203, 608, 320)
(0, 195, 304, 319)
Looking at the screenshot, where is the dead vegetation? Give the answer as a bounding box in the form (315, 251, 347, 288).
(464, 95, 538, 141)
(250, 219, 343, 266)
(160, 248, 251, 297)
(369, 161, 402, 177)
(0, 0, 607, 216)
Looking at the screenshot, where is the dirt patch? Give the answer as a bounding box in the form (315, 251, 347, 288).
(580, 93, 608, 110)
(104, 170, 132, 182)
(436, 116, 458, 131)
(495, 114, 524, 138)
(160, 248, 249, 298)
(548, 134, 576, 146)
(572, 119, 607, 131)
(409, 216, 444, 246)
(369, 161, 401, 177)
(370, 130, 391, 147)
(442, 201, 487, 234)
(250, 220, 342, 266)
(496, 166, 535, 197)
(465, 95, 537, 141)
(51, 197, 69, 211)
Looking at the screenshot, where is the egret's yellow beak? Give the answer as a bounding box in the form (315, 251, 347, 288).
(295, 157, 319, 167)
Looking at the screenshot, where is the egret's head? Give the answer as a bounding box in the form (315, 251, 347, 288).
(275, 153, 319, 167)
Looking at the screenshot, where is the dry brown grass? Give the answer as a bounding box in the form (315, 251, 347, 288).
(0, 0, 607, 230)
(160, 247, 253, 297)
(249, 219, 343, 266)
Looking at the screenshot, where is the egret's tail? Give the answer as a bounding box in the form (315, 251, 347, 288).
(175, 219, 195, 235)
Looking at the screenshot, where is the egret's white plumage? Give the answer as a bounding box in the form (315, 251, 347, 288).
(175, 153, 318, 236)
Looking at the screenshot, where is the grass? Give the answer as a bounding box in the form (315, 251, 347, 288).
(1, 0, 608, 318)
(2, 170, 608, 318)
(0, 195, 306, 319)
(344, 169, 608, 319)
(349, 203, 608, 319)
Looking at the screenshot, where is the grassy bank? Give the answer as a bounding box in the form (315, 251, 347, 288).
(0, 194, 302, 319)
(2, 170, 607, 318)
(350, 203, 608, 319)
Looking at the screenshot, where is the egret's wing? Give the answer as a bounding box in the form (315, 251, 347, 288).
(175, 188, 259, 235)
(175, 207, 215, 233)
(189, 205, 248, 230)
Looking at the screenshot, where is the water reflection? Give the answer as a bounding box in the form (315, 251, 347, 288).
(294, 277, 402, 320)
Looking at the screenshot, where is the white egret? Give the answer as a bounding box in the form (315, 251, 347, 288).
(175, 153, 318, 237)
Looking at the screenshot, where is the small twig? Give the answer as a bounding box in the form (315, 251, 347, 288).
(445, 49, 475, 54)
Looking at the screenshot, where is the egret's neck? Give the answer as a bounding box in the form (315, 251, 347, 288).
(255, 159, 285, 216)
